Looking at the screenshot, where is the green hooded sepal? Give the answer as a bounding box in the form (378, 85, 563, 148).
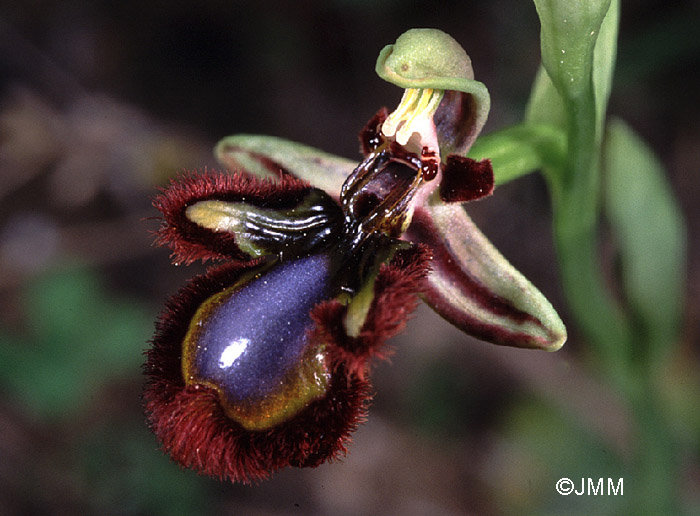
(375, 28, 491, 156)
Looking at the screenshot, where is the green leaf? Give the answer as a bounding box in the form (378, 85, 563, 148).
(468, 123, 567, 185)
(215, 134, 355, 197)
(603, 119, 686, 358)
(592, 0, 619, 139)
(533, 0, 612, 100)
(525, 65, 567, 130)
(527, 0, 618, 147)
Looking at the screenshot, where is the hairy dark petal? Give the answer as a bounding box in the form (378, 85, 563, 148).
(310, 244, 432, 379)
(153, 170, 316, 265)
(143, 261, 371, 483)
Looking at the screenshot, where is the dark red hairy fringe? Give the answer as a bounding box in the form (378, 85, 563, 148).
(143, 259, 370, 483)
(311, 243, 433, 379)
(153, 169, 312, 265)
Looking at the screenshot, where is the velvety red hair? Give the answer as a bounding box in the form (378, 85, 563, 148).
(143, 261, 372, 483)
(312, 244, 432, 379)
(153, 170, 311, 265)
(144, 170, 432, 482)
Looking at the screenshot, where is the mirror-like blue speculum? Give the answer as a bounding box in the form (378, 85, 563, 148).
(182, 254, 333, 430)
(180, 109, 436, 431)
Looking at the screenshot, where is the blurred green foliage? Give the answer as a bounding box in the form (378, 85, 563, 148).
(0, 267, 214, 515)
(604, 118, 686, 365)
(496, 399, 626, 516)
(79, 420, 214, 516)
(0, 267, 150, 419)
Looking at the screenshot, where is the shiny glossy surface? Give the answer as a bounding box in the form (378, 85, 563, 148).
(182, 254, 333, 430)
(185, 187, 343, 259)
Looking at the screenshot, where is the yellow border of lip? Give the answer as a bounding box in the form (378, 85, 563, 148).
(181, 266, 331, 431)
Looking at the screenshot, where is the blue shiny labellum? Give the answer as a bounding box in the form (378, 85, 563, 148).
(183, 254, 334, 430)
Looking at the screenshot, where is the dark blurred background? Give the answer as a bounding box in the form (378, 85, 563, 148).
(0, 1, 698, 515)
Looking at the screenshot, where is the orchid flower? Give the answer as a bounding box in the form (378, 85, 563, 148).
(143, 28, 566, 484)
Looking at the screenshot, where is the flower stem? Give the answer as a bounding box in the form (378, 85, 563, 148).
(629, 371, 680, 514)
(549, 84, 633, 381)
(548, 33, 680, 516)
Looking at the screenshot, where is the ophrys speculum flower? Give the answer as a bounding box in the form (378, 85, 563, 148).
(144, 28, 566, 484)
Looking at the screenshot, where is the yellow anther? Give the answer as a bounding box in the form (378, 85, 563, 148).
(381, 88, 444, 152)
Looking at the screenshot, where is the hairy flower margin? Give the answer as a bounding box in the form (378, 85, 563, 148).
(143, 28, 566, 484)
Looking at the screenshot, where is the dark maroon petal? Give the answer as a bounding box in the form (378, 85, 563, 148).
(143, 260, 371, 483)
(439, 155, 494, 203)
(153, 170, 313, 265)
(310, 244, 432, 378)
(359, 107, 390, 156)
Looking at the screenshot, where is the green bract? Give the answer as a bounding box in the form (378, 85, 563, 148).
(533, 0, 611, 99)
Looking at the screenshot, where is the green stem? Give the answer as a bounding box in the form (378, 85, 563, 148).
(552, 70, 679, 516)
(550, 89, 683, 515)
(549, 85, 633, 381)
(528, 1, 680, 512)
(628, 372, 680, 514)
